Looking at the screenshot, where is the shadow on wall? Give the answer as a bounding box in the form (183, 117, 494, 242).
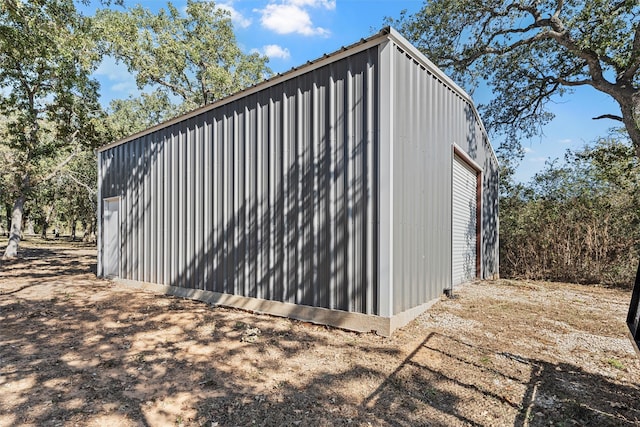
(482, 139, 500, 278)
(464, 104, 478, 160)
(463, 102, 499, 280)
(99, 45, 502, 322)
(101, 56, 379, 319)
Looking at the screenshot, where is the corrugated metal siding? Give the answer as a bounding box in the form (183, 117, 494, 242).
(99, 47, 379, 315)
(390, 44, 453, 314)
(481, 135, 500, 278)
(388, 42, 499, 314)
(98, 29, 499, 325)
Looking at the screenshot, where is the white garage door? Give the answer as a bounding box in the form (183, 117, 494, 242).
(452, 155, 478, 286)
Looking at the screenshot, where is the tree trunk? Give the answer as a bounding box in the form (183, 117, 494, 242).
(621, 92, 640, 159)
(24, 217, 35, 235)
(41, 203, 55, 238)
(83, 219, 96, 242)
(4, 203, 10, 236)
(3, 195, 25, 259)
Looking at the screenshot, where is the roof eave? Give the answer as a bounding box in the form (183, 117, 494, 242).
(97, 27, 392, 153)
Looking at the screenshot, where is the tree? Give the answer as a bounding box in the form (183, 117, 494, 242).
(391, 1, 640, 157)
(0, 0, 104, 258)
(60, 148, 99, 241)
(499, 131, 640, 285)
(95, 0, 271, 112)
(105, 90, 174, 140)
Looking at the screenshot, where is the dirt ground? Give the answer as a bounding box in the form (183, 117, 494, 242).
(1, 238, 639, 427)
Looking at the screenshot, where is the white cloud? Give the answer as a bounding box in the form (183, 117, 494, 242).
(94, 56, 126, 80)
(263, 44, 291, 59)
(111, 81, 139, 93)
(217, 2, 252, 29)
(523, 147, 534, 154)
(94, 56, 138, 94)
(257, 2, 330, 36)
(558, 138, 573, 144)
(288, 0, 336, 10)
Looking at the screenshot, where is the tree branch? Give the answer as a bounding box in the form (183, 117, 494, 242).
(462, 31, 553, 67)
(33, 149, 80, 187)
(64, 171, 96, 195)
(592, 114, 624, 122)
(621, 21, 640, 82)
(546, 32, 618, 96)
(555, 77, 595, 87)
(462, 1, 621, 96)
(149, 75, 190, 100)
(553, 0, 564, 20)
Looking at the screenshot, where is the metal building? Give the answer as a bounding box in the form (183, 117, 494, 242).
(97, 27, 499, 336)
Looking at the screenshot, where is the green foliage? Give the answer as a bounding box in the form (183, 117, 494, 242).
(0, 0, 104, 194)
(1, 0, 270, 251)
(606, 358, 626, 370)
(95, 0, 271, 111)
(24, 146, 97, 239)
(390, 1, 640, 152)
(500, 131, 640, 286)
(0, 0, 109, 253)
(105, 90, 175, 140)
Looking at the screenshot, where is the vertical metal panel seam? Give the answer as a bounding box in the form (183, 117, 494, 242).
(365, 50, 374, 315)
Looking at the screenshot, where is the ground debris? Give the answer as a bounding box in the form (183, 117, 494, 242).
(240, 327, 262, 343)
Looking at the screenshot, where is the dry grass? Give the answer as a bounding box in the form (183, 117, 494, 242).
(1, 237, 639, 426)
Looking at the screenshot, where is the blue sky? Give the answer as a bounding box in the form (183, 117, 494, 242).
(93, 0, 621, 183)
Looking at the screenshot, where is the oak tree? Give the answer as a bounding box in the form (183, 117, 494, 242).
(392, 0, 640, 156)
(105, 90, 174, 140)
(0, 0, 104, 258)
(95, 0, 271, 112)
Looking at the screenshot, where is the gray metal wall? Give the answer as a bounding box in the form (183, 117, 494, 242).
(99, 47, 380, 315)
(383, 41, 499, 315)
(97, 29, 499, 323)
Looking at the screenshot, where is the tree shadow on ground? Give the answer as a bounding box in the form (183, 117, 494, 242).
(358, 333, 640, 426)
(190, 331, 639, 426)
(1, 248, 639, 426)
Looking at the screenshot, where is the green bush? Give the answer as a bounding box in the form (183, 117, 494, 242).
(500, 133, 640, 287)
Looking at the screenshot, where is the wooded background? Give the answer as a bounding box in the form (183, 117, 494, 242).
(2, 0, 639, 287)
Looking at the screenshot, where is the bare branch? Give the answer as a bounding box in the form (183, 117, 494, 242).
(542, 31, 618, 96)
(592, 114, 624, 122)
(501, 2, 540, 21)
(611, 0, 633, 15)
(471, 1, 620, 93)
(553, 0, 564, 19)
(63, 171, 96, 195)
(464, 31, 554, 65)
(490, 80, 560, 129)
(34, 149, 80, 186)
(465, 7, 620, 75)
(149, 76, 190, 101)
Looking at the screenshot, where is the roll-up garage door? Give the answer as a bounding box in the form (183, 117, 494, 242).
(452, 155, 478, 285)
